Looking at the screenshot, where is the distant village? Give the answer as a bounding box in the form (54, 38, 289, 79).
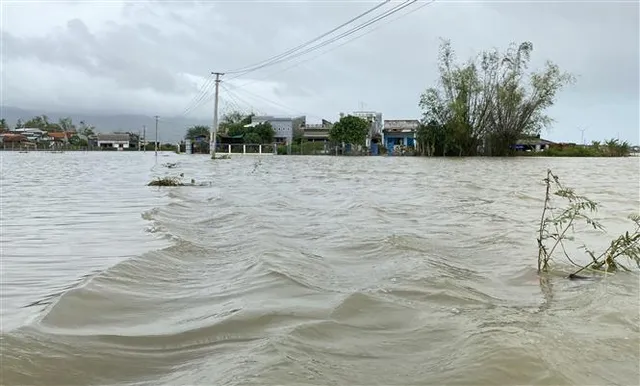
(1, 110, 637, 157)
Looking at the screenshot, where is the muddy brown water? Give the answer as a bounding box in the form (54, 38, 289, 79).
(2, 152, 639, 385)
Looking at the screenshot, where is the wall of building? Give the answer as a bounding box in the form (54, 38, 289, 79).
(252, 116, 306, 144)
(97, 140, 129, 148)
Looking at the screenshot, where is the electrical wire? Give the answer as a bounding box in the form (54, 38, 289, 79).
(181, 74, 215, 116)
(225, 0, 419, 81)
(225, 0, 436, 92)
(223, 1, 391, 75)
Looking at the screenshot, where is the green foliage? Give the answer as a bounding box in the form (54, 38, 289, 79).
(537, 169, 640, 276)
(22, 115, 63, 131)
(537, 139, 632, 157)
(329, 115, 369, 146)
(219, 111, 253, 134)
(216, 111, 274, 144)
(0, 118, 8, 131)
(418, 39, 574, 157)
(148, 176, 184, 186)
(77, 120, 96, 138)
(185, 125, 210, 140)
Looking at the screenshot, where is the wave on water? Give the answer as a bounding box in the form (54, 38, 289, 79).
(2, 155, 639, 386)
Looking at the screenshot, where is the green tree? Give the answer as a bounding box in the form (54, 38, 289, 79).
(329, 115, 369, 146)
(78, 121, 96, 137)
(22, 115, 62, 131)
(249, 122, 274, 143)
(0, 118, 8, 132)
(58, 117, 75, 132)
(185, 125, 210, 140)
(219, 111, 254, 134)
(292, 127, 304, 145)
(418, 38, 574, 156)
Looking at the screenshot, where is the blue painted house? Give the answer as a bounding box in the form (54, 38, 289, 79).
(383, 120, 420, 153)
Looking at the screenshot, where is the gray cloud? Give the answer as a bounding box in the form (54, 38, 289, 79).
(2, 0, 638, 143)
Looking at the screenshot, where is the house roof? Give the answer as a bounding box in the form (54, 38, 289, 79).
(47, 132, 72, 140)
(97, 133, 130, 142)
(383, 120, 420, 132)
(1, 133, 28, 142)
(516, 137, 555, 146)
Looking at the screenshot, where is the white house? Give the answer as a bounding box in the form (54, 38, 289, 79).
(97, 133, 130, 149)
(246, 115, 305, 144)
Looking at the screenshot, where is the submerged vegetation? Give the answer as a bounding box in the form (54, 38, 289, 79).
(148, 176, 185, 186)
(537, 169, 640, 277)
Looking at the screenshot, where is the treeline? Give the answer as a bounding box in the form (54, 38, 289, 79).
(416, 39, 574, 157)
(185, 111, 276, 144)
(0, 115, 96, 137)
(540, 139, 634, 157)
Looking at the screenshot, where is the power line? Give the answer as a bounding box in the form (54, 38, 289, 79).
(181, 74, 216, 116)
(231, 86, 323, 120)
(220, 83, 260, 115)
(224, 1, 391, 75)
(226, 0, 435, 92)
(225, 0, 419, 81)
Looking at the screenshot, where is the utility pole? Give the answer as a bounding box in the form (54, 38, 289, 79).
(143, 125, 146, 152)
(579, 127, 586, 145)
(154, 116, 159, 158)
(211, 72, 224, 159)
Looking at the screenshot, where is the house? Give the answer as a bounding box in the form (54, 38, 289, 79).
(349, 111, 383, 147)
(246, 115, 306, 144)
(513, 135, 555, 152)
(11, 128, 47, 142)
(97, 133, 131, 149)
(46, 131, 74, 143)
(383, 120, 420, 150)
(302, 119, 333, 142)
(1, 133, 32, 149)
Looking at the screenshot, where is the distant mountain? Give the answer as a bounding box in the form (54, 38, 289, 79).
(0, 106, 209, 143)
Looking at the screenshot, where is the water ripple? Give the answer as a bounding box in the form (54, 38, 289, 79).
(2, 153, 639, 386)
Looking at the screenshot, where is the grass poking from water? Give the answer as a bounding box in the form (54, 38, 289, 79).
(537, 169, 640, 279)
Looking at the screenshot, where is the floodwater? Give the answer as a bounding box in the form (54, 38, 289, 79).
(1, 151, 639, 386)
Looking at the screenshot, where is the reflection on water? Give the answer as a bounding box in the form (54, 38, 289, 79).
(1, 152, 639, 385)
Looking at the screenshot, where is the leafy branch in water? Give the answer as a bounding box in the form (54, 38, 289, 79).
(537, 169, 640, 277)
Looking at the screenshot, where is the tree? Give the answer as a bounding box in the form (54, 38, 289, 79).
(219, 111, 254, 134)
(418, 38, 574, 156)
(329, 115, 369, 146)
(0, 118, 8, 132)
(58, 117, 75, 132)
(292, 127, 305, 145)
(185, 125, 210, 140)
(22, 115, 62, 131)
(78, 121, 96, 137)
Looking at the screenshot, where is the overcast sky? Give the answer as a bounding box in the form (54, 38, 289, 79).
(2, 0, 639, 143)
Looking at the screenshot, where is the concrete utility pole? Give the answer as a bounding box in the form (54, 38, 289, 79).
(211, 72, 224, 159)
(154, 115, 159, 158)
(143, 125, 146, 152)
(579, 127, 586, 145)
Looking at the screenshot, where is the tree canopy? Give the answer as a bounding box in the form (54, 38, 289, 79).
(185, 125, 210, 140)
(329, 115, 370, 145)
(417, 39, 574, 156)
(184, 111, 275, 144)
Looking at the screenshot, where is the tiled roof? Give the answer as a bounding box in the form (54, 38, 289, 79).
(97, 133, 130, 142)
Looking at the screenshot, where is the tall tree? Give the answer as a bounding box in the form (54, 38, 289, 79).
(0, 118, 8, 132)
(58, 117, 76, 132)
(418, 38, 574, 156)
(329, 115, 370, 146)
(78, 120, 96, 137)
